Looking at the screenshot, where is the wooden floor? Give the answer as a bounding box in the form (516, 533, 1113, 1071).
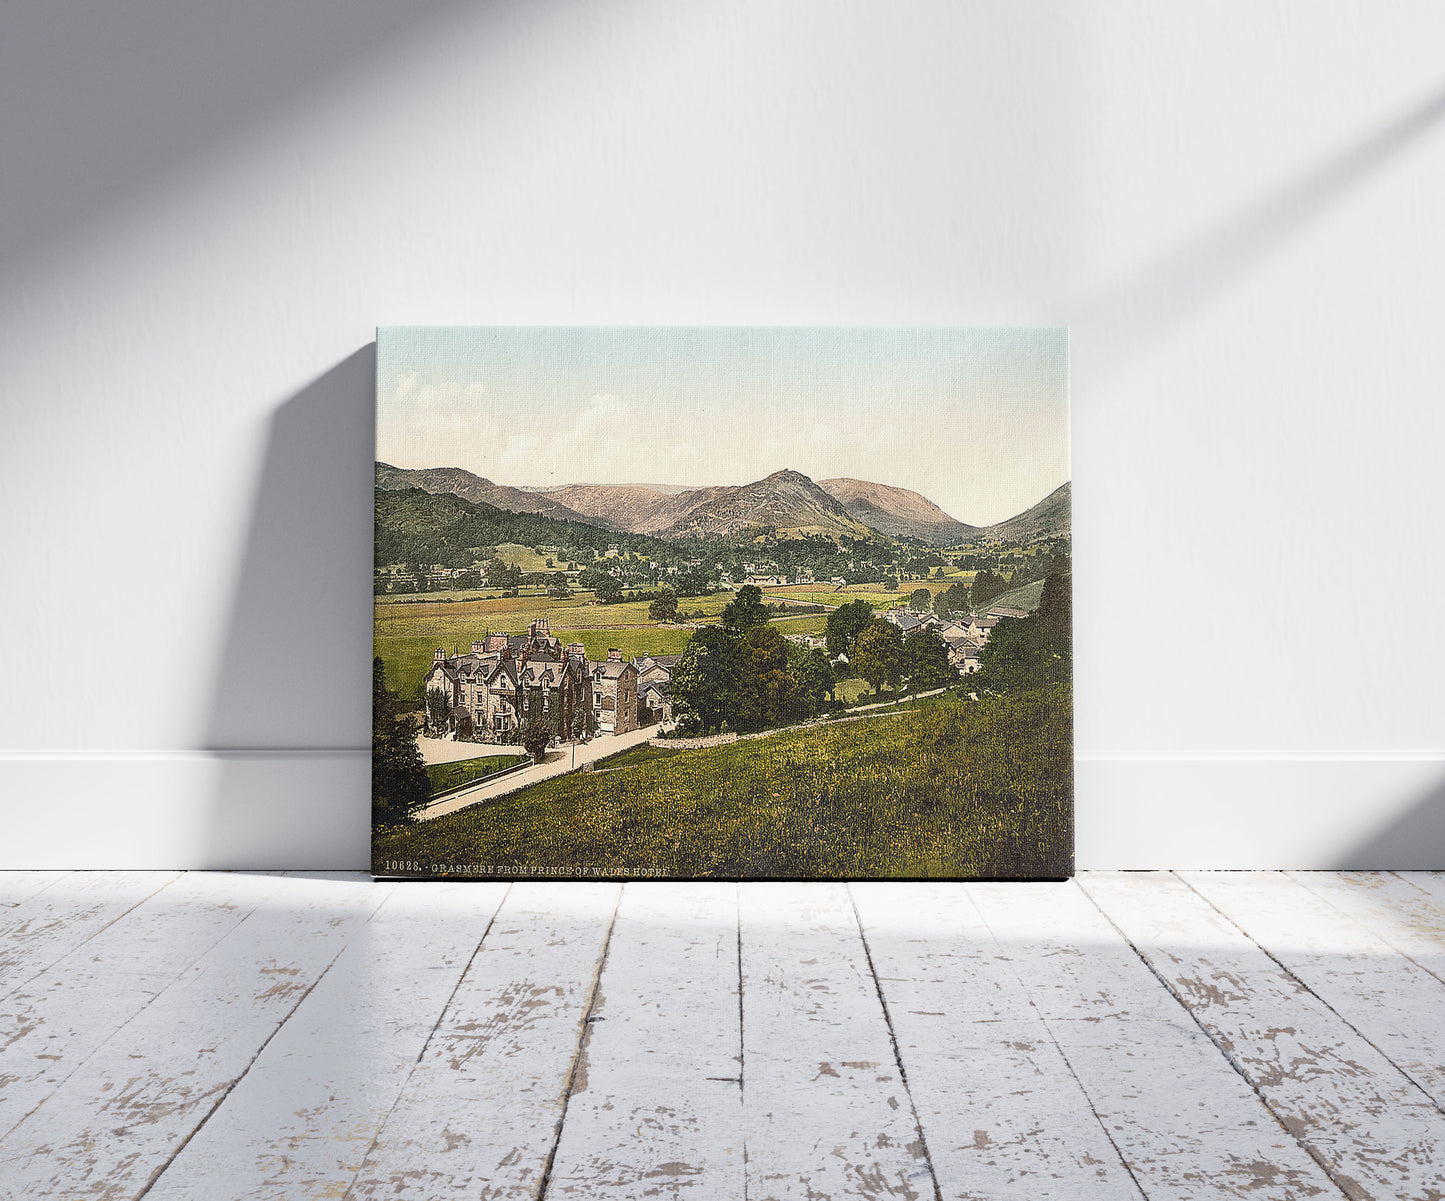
(3, 873, 1445, 1199)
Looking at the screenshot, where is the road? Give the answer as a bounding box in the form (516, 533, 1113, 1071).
(418, 722, 666, 821)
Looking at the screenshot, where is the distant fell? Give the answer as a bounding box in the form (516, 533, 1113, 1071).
(375, 463, 606, 528)
(661, 469, 875, 541)
(978, 482, 1071, 543)
(819, 477, 978, 546)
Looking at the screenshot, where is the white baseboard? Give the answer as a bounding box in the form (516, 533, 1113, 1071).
(0, 752, 1441, 870)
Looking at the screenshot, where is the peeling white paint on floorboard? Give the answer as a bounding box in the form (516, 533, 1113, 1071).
(2, 872, 1445, 1200)
(973, 881, 1342, 1199)
(851, 882, 1144, 1200)
(739, 882, 938, 1200)
(544, 883, 744, 1199)
(345, 882, 622, 1199)
(0, 872, 390, 1199)
(0, 871, 182, 1001)
(143, 881, 510, 1201)
(1082, 871, 1445, 1199)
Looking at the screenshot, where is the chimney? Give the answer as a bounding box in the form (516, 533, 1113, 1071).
(530, 617, 550, 638)
(565, 642, 586, 661)
(433, 649, 447, 663)
(607, 648, 622, 662)
(471, 641, 487, 655)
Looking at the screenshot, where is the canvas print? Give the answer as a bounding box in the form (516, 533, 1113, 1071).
(372, 327, 1071, 879)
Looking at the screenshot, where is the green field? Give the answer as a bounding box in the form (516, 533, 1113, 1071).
(375, 690, 1072, 878)
(424, 753, 527, 795)
(376, 591, 823, 703)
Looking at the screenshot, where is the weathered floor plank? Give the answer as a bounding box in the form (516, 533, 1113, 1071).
(740, 882, 937, 1201)
(851, 882, 1142, 1200)
(1288, 871, 1445, 983)
(0, 871, 290, 1141)
(1084, 871, 1445, 1200)
(0, 871, 182, 1001)
(345, 882, 621, 1200)
(544, 883, 744, 1198)
(0, 872, 390, 1199)
(974, 881, 1341, 1200)
(143, 881, 510, 1201)
(1184, 870, 1445, 1113)
(0, 870, 69, 908)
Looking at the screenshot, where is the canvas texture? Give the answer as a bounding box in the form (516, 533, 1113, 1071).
(372, 327, 1071, 879)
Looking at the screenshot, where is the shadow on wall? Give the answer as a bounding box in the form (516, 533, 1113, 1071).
(201, 346, 376, 869)
(1072, 82, 1445, 383)
(0, 0, 475, 279)
(1336, 771, 1445, 871)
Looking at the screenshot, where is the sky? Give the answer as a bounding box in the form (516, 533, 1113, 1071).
(375, 327, 1069, 526)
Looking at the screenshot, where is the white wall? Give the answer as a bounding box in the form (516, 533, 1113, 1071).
(2, 1, 1442, 869)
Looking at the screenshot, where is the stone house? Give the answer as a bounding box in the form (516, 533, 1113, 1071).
(423, 617, 592, 740)
(589, 648, 640, 734)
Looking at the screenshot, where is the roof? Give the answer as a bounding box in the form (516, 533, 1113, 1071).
(643, 680, 673, 698)
(988, 606, 1030, 619)
(591, 660, 635, 679)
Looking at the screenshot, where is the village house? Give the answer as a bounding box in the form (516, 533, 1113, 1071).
(987, 606, 1030, 621)
(884, 609, 924, 635)
(423, 617, 592, 739)
(590, 649, 641, 734)
(631, 654, 680, 726)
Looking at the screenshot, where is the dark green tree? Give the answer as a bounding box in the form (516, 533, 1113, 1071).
(901, 627, 956, 692)
(592, 574, 623, 603)
(721, 584, 770, 634)
(791, 644, 837, 709)
(736, 624, 799, 730)
(372, 657, 430, 827)
(648, 587, 680, 622)
(970, 567, 1072, 694)
(971, 570, 1012, 610)
(825, 598, 875, 658)
(909, 587, 932, 612)
(852, 620, 904, 696)
(424, 686, 450, 736)
(547, 576, 572, 598)
(522, 711, 551, 762)
(933, 581, 971, 620)
(672, 626, 742, 733)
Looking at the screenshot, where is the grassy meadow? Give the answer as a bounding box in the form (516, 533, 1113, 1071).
(425, 754, 527, 795)
(375, 690, 1072, 879)
(375, 589, 831, 702)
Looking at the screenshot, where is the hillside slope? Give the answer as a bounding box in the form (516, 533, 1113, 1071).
(375, 463, 605, 527)
(978, 482, 1071, 543)
(660, 469, 875, 540)
(819, 477, 978, 545)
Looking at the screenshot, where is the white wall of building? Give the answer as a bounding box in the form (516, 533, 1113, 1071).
(2, 1, 1442, 868)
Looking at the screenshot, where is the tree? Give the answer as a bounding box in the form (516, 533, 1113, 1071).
(933, 581, 970, 620)
(648, 587, 680, 623)
(901, 627, 956, 692)
(971, 570, 1012, 610)
(909, 587, 932, 612)
(547, 576, 572, 598)
(852, 620, 903, 696)
(791, 645, 836, 710)
(824, 598, 875, 658)
(721, 584, 769, 634)
(425, 686, 451, 736)
(522, 712, 551, 762)
(592, 574, 623, 604)
(672, 626, 742, 734)
(970, 567, 1072, 695)
(372, 658, 430, 827)
(736, 624, 799, 730)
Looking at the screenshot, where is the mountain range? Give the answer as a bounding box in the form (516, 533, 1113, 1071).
(375, 462, 1069, 545)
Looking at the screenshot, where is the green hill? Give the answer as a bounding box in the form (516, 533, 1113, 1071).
(985, 578, 1046, 613)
